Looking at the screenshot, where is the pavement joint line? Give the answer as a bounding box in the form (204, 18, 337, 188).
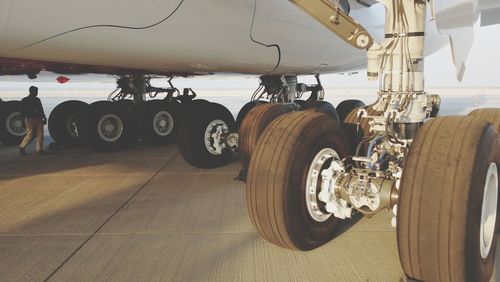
(0, 173, 161, 177)
(0, 230, 395, 237)
(42, 152, 179, 282)
(0, 171, 240, 176)
(92, 230, 395, 235)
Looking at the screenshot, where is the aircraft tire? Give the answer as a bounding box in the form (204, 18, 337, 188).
(305, 101, 340, 124)
(247, 111, 350, 250)
(0, 101, 26, 145)
(177, 102, 235, 168)
(48, 100, 89, 147)
(468, 108, 500, 133)
(239, 103, 290, 169)
(138, 100, 180, 145)
(397, 116, 499, 282)
(336, 99, 365, 123)
(235, 100, 268, 129)
(78, 101, 132, 152)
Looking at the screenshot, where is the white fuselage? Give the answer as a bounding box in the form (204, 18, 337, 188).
(0, 0, 470, 76)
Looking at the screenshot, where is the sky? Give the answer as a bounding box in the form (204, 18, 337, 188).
(0, 24, 499, 95)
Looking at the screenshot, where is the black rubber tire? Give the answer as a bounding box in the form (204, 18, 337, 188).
(0, 101, 26, 145)
(48, 100, 88, 146)
(468, 108, 500, 132)
(78, 101, 132, 152)
(336, 99, 365, 123)
(468, 108, 500, 233)
(294, 100, 308, 110)
(177, 102, 235, 168)
(137, 100, 180, 145)
(235, 100, 268, 129)
(247, 111, 350, 250)
(239, 103, 290, 169)
(397, 116, 499, 282)
(342, 106, 379, 155)
(305, 101, 340, 124)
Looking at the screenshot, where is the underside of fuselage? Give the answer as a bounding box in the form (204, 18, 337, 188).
(0, 0, 383, 77)
(0, 0, 497, 79)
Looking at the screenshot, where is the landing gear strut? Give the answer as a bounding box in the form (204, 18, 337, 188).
(247, 1, 498, 281)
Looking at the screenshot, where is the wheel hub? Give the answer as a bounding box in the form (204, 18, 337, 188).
(204, 119, 229, 155)
(480, 162, 498, 259)
(6, 112, 26, 136)
(65, 113, 80, 138)
(97, 114, 123, 142)
(153, 111, 174, 137)
(305, 148, 342, 222)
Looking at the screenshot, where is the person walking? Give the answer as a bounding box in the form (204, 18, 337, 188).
(18, 86, 49, 155)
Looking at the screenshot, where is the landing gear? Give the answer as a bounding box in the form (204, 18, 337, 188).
(238, 75, 337, 171)
(0, 101, 26, 145)
(48, 76, 187, 151)
(177, 101, 237, 168)
(78, 101, 132, 152)
(247, 0, 498, 281)
(247, 111, 350, 250)
(48, 100, 88, 147)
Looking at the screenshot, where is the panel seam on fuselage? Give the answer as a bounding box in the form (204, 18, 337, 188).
(249, 0, 282, 74)
(0, 0, 13, 49)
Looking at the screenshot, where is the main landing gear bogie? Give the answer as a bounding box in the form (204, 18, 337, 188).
(245, 0, 499, 280)
(237, 99, 346, 171)
(49, 98, 183, 152)
(48, 76, 190, 152)
(236, 74, 345, 172)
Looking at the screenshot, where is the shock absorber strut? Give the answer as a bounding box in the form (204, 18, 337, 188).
(289, 0, 440, 220)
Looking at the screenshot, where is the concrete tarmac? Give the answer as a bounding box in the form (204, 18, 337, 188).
(0, 142, 498, 282)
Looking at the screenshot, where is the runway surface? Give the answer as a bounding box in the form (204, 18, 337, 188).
(1, 88, 500, 281)
(0, 142, 499, 282)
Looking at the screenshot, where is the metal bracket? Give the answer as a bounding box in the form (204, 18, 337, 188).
(289, 0, 374, 49)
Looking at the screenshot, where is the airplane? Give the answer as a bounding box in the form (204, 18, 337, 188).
(1, 0, 500, 281)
